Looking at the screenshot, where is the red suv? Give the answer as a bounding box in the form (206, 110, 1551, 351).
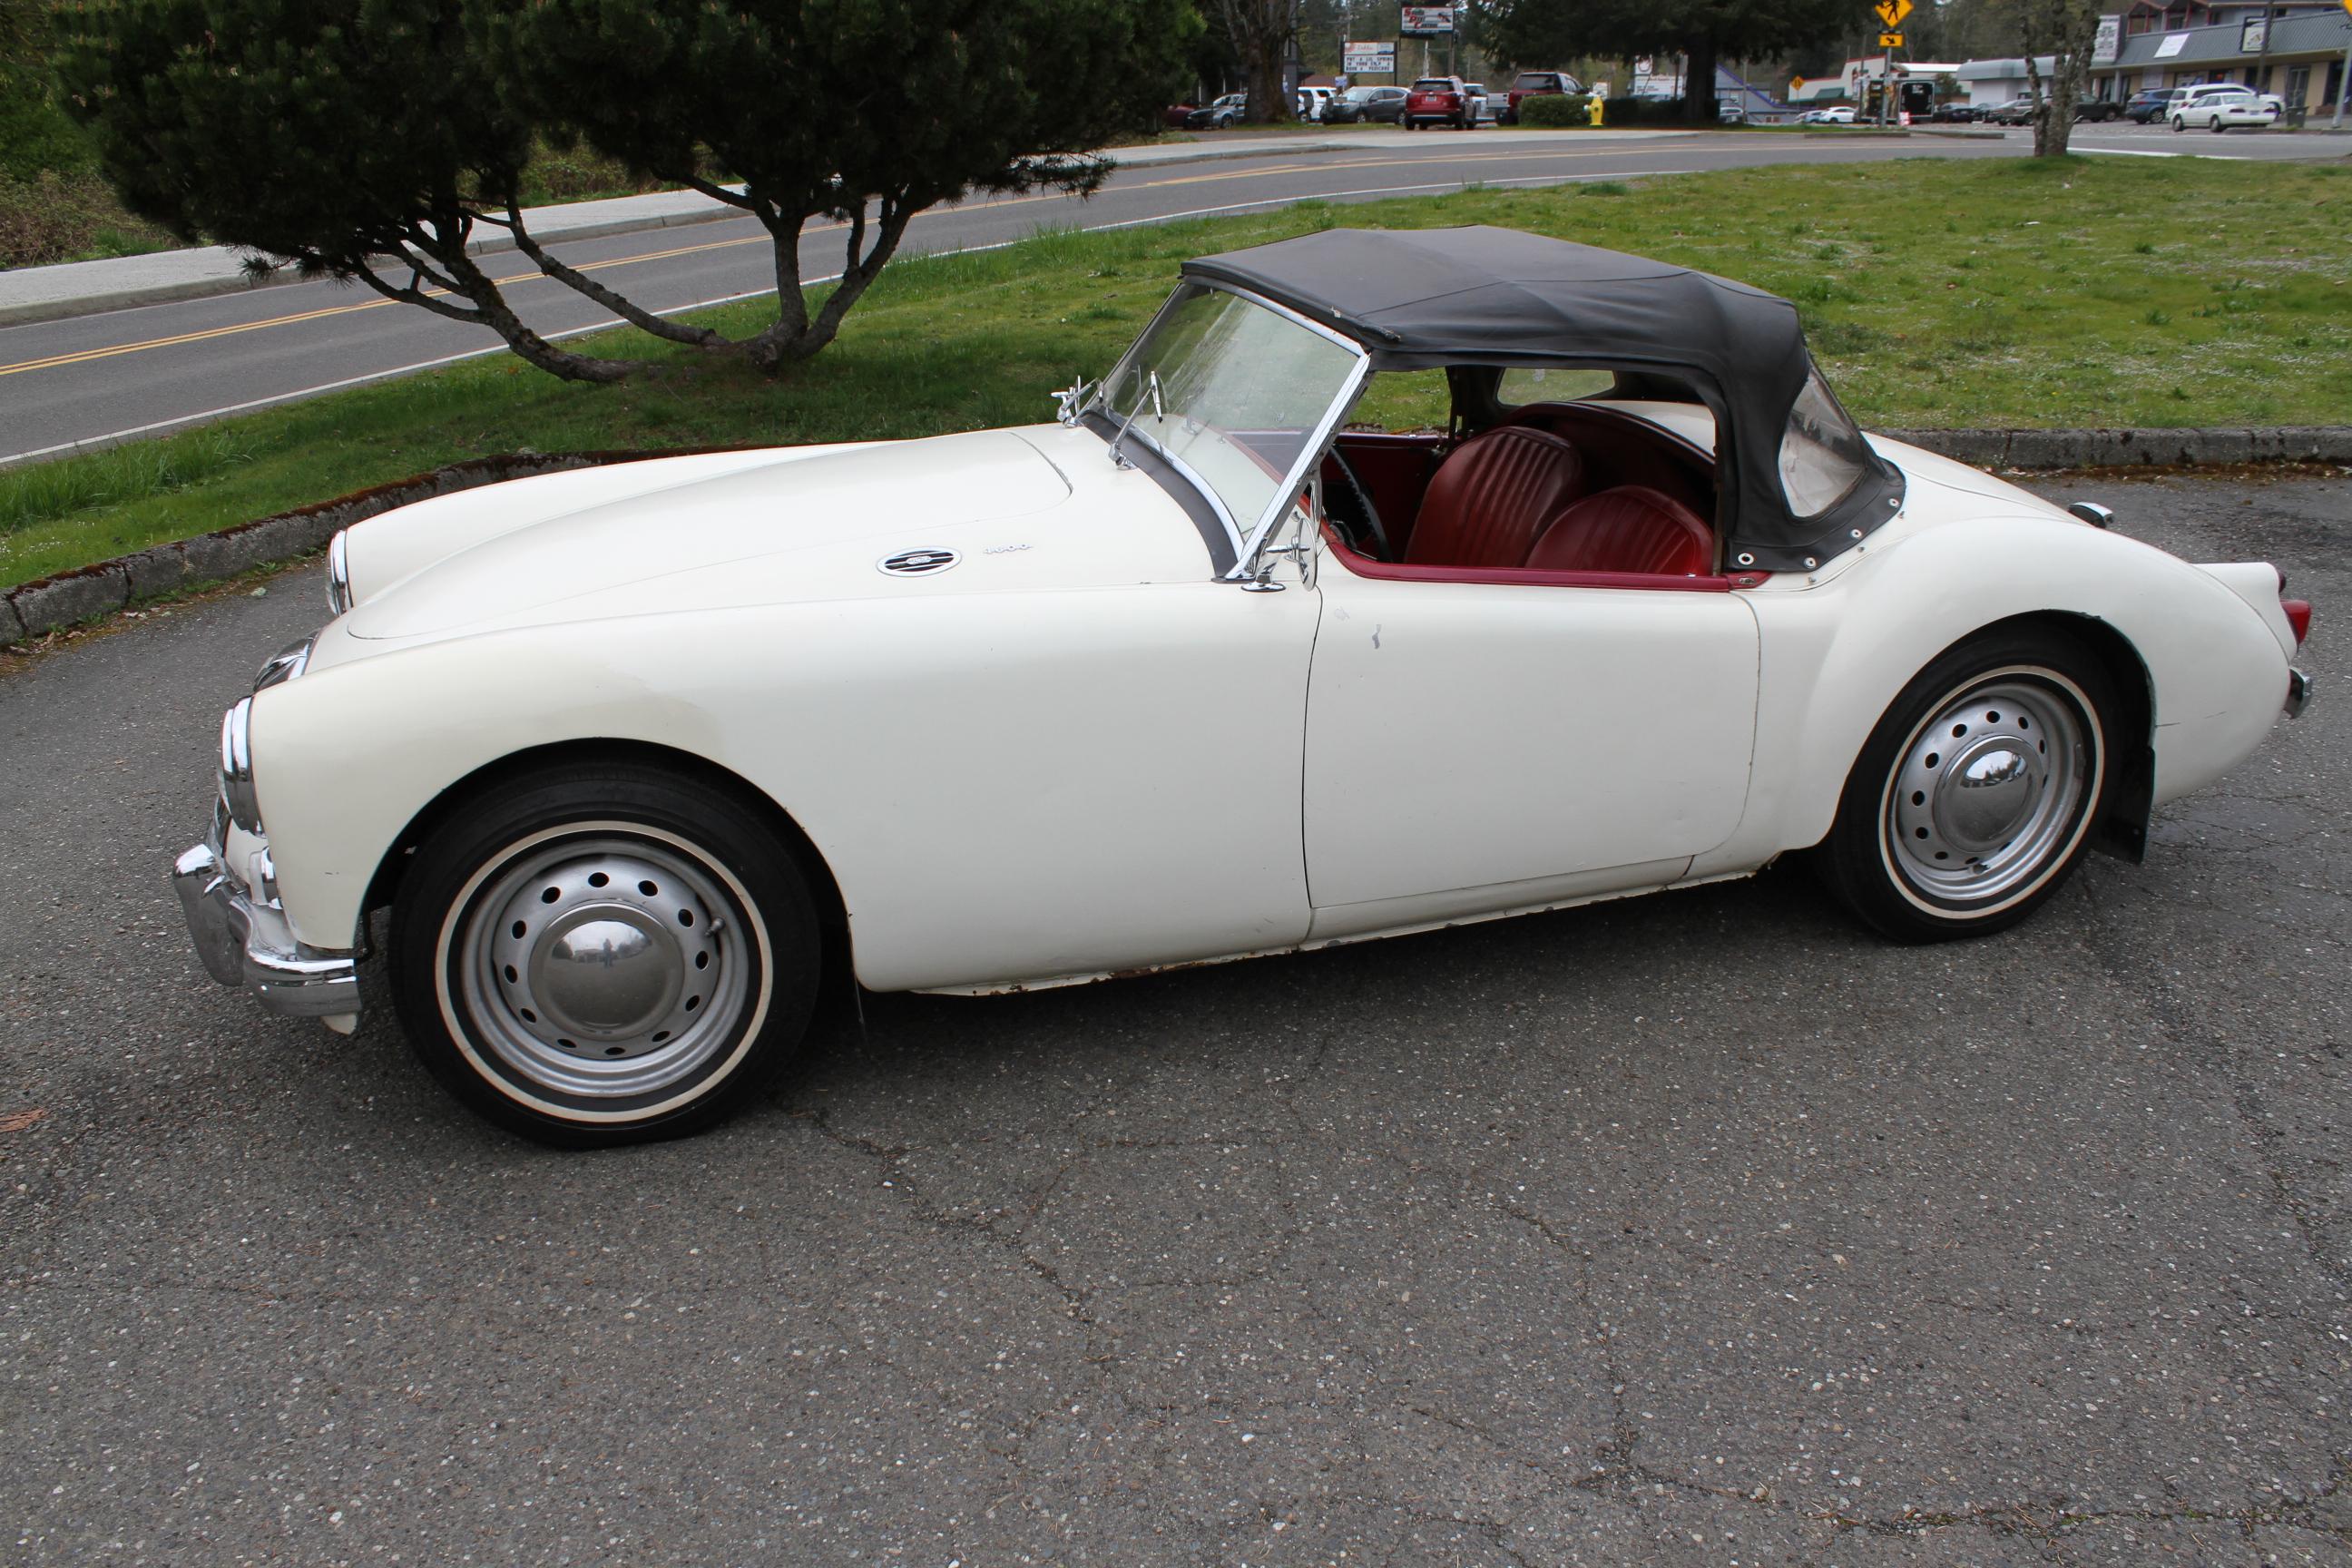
(1403, 76, 1475, 130)
(1502, 69, 1582, 124)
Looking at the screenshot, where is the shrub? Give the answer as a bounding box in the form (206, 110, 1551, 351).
(1516, 93, 1587, 127)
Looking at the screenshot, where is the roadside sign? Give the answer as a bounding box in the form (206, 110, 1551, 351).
(1878, 32, 1905, 47)
(1343, 41, 1395, 74)
(1874, 0, 1913, 27)
(1399, 5, 1455, 35)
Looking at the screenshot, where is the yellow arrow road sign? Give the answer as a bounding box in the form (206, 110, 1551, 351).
(1878, 31, 1905, 46)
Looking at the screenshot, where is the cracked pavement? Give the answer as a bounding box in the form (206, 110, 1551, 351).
(3, 469, 2347, 1565)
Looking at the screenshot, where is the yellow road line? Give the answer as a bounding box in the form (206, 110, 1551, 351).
(0, 147, 1635, 380)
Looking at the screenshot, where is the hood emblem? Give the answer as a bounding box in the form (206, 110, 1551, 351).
(877, 548, 959, 577)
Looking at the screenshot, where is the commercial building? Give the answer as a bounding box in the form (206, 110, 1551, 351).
(2089, 4, 2351, 114)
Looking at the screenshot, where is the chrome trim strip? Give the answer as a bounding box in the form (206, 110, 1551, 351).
(172, 838, 360, 1019)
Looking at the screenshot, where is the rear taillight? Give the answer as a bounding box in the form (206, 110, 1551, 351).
(2283, 599, 2311, 646)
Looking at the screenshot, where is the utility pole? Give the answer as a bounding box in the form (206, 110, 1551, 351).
(2251, 0, 2278, 96)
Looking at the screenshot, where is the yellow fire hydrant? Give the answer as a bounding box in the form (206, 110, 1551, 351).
(1587, 94, 1605, 127)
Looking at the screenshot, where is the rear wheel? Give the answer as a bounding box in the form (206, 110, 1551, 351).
(2171, 114, 2185, 132)
(1819, 629, 2119, 943)
(390, 760, 822, 1145)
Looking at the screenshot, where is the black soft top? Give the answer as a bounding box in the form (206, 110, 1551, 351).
(1180, 226, 1903, 571)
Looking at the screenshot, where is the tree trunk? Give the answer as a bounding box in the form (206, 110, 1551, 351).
(1214, 0, 1295, 123)
(358, 233, 632, 384)
(1681, 36, 1718, 123)
(1245, 44, 1291, 124)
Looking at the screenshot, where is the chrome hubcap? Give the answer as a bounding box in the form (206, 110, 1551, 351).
(456, 833, 755, 1100)
(1886, 677, 2089, 904)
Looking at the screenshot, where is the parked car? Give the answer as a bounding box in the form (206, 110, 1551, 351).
(1403, 75, 1476, 129)
(1459, 81, 1491, 122)
(1296, 85, 1333, 122)
(2073, 96, 2125, 122)
(1502, 69, 1582, 123)
(174, 225, 2312, 1144)
(2172, 86, 2278, 132)
(2171, 81, 2285, 118)
(1323, 84, 1409, 123)
(1927, 101, 1981, 122)
(1181, 92, 1246, 130)
(1718, 100, 1748, 123)
(1162, 102, 1200, 129)
(2123, 88, 2174, 122)
(1799, 104, 1857, 124)
(1984, 95, 2041, 125)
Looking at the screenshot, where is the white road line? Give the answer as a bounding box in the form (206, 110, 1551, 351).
(0, 169, 1667, 467)
(2074, 146, 2249, 160)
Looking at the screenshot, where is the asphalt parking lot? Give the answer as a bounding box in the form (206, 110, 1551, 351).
(3, 468, 2347, 1565)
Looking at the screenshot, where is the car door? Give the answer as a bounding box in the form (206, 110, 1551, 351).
(1299, 552, 1761, 924)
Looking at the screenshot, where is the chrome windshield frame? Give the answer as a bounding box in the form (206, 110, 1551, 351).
(1090, 280, 1372, 572)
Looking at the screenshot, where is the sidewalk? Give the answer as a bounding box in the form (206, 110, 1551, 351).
(0, 129, 1695, 329)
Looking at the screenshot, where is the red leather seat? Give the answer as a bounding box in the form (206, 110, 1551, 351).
(1403, 426, 1585, 567)
(1524, 485, 1713, 577)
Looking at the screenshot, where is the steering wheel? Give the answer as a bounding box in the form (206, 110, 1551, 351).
(1323, 446, 1392, 562)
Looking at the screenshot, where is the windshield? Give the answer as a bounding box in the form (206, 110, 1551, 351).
(1100, 283, 1364, 544)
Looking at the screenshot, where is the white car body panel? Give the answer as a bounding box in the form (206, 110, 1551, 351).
(1302, 563, 1759, 907)
(248, 409, 2294, 999)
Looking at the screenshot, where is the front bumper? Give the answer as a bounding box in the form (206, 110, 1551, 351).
(172, 815, 360, 1020)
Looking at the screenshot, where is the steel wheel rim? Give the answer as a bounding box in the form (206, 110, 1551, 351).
(1882, 675, 2091, 906)
(449, 829, 760, 1101)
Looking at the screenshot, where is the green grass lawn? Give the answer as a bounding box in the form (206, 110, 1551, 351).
(5, 154, 2348, 592)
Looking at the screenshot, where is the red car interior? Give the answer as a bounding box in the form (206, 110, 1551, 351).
(1403, 426, 1585, 568)
(1323, 402, 1722, 581)
(1524, 486, 1712, 577)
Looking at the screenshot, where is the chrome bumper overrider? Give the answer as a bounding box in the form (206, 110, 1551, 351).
(2288, 669, 2312, 720)
(172, 826, 359, 1020)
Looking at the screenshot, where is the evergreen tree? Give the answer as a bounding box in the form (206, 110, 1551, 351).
(1486, 0, 1878, 123)
(485, 0, 1197, 369)
(56, 0, 632, 381)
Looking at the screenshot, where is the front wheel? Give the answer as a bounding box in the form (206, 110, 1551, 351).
(389, 760, 823, 1145)
(2171, 115, 2185, 132)
(1818, 629, 2119, 943)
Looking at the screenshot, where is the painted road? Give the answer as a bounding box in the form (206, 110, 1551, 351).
(2, 123, 2341, 463)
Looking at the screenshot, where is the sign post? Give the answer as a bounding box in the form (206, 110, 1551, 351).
(1873, 0, 1914, 125)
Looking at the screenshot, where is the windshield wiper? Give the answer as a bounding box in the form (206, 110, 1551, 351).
(1107, 369, 1163, 470)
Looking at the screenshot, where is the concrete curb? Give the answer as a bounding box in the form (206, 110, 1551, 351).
(1886, 426, 2352, 469)
(0, 139, 1375, 331)
(8, 426, 2348, 648)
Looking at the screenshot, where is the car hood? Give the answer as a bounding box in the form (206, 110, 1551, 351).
(332, 425, 1216, 646)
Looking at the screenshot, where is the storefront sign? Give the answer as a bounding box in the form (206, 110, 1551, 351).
(2239, 15, 2268, 51)
(1400, 6, 1455, 36)
(1343, 41, 1396, 74)
(2093, 15, 2122, 64)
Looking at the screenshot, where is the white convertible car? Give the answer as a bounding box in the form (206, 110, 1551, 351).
(174, 227, 2312, 1143)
